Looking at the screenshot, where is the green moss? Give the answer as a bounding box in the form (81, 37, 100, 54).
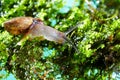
(1, 0, 120, 79)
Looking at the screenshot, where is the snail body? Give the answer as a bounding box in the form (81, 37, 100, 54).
(27, 19, 66, 44)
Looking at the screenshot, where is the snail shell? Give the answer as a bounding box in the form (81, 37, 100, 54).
(4, 17, 33, 35)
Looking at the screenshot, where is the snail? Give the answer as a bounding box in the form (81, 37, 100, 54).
(4, 17, 82, 53)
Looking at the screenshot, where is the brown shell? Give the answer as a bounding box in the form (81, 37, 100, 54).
(4, 17, 33, 35)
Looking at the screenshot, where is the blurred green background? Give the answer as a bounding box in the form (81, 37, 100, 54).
(0, 0, 120, 80)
